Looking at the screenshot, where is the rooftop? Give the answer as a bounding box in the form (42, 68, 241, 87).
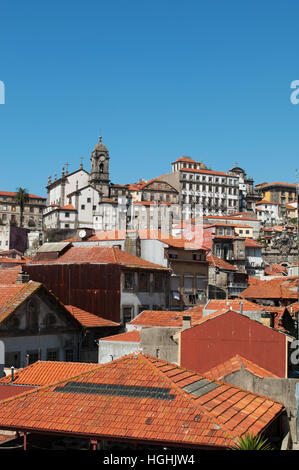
(64, 305, 120, 328)
(0, 353, 285, 449)
(30, 245, 169, 271)
(101, 330, 141, 342)
(204, 355, 279, 381)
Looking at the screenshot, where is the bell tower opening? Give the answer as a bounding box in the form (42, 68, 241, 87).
(90, 136, 110, 198)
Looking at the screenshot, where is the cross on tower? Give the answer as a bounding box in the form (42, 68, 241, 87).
(80, 156, 84, 169)
(65, 161, 70, 175)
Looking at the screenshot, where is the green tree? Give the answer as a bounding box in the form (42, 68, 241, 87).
(231, 433, 273, 450)
(15, 187, 29, 227)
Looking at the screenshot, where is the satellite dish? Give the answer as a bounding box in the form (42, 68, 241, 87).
(79, 230, 86, 239)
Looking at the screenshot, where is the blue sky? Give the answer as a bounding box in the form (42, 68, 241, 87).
(0, 0, 299, 197)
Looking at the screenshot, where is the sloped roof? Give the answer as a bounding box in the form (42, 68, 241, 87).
(204, 355, 279, 381)
(64, 305, 120, 328)
(0, 281, 41, 324)
(239, 284, 297, 300)
(101, 330, 140, 342)
(206, 253, 237, 271)
(245, 238, 262, 248)
(0, 361, 101, 387)
(0, 267, 21, 284)
(30, 246, 169, 271)
(0, 353, 285, 449)
(129, 307, 204, 328)
(204, 299, 265, 312)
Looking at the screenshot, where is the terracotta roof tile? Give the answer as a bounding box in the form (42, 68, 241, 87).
(0, 361, 102, 386)
(204, 355, 279, 381)
(0, 267, 21, 284)
(101, 330, 140, 342)
(240, 284, 297, 300)
(206, 254, 237, 271)
(129, 308, 204, 327)
(64, 305, 120, 328)
(0, 354, 285, 449)
(30, 246, 169, 271)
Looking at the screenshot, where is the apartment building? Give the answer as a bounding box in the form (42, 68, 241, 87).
(158, 156, 240, 216)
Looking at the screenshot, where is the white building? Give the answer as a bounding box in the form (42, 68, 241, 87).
(255, 200, 282, 226)
(158, 156, 240, 216)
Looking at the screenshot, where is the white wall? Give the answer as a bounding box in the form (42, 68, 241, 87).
(98, 340, 140, 363)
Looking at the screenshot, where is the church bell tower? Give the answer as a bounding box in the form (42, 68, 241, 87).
(90, 136, 110, 198)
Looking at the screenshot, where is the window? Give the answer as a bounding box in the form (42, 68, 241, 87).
(65, 212, 70, 217)
(47, 349, 59, 361)
(64, 224, 69, 228)
(87, 198, 91, 203)
(154, 273, 164, 291)
(81, 205, 85, 210)
(139, 272, 149, 291)
(122, 306, 134, 324)
(138, 305, 149, 314)
(93, 205, 96, 211)
(124, 272, 134, 290)
(5, 352, 20, 369)
(65, 349, 74, 362)
(26, 350, 39, 365)
(30, 207, 34, 213)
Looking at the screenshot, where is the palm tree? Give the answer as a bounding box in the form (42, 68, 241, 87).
(231, 432, 273, 450)
(15, 187, 29, 227)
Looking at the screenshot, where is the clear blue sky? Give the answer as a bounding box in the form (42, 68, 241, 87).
(0, 0, 299, 197)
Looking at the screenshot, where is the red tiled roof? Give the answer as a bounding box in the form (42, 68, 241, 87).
(245, 238, 262, 248)
(180, 168, 231, 177)
(59, 204, 76, 211)
(0, 385, 36, 401)
(129, 308, 204, 327)
(204, 355, 279, 381)
(0, 191, 46, 200)
(101, 330, 140, 342)
(64, 305, 120, 328)
(258, 182, 296, 188)
(239, 284, 297, 300)
(0, 267, 21, 284)
(0, 281, 42, 324)
(0, 258, 27, 265)
(264, 265, 288, 276)
(30, 246, 169, 271)
(0, 361, 101, 386)
(0, 353, 285, 449)
(204, 299, 265, 312)
(174, 156, 198, 163)
(206, 253, 237, 271)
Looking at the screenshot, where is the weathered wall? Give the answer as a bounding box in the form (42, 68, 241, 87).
(180, 311, 288, 378)
(140, 327, 179, 364)
(222, 369, 299, 445)
(26, 263, 121, 323)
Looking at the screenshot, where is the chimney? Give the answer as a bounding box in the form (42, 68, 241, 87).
(10, 366, 14, 383)
(240, 302, 243, 314)
(16, 266, 30, 284)
(182, 315, 191, 330)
